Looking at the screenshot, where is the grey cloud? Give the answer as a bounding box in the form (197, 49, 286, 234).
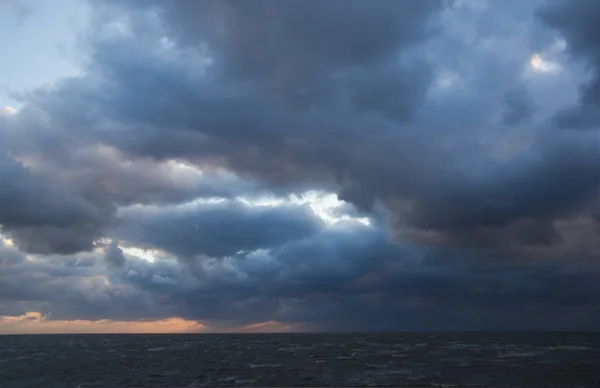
(104, 240, 126, 269)
(2, 223, 600, 331)
(396, 126, 600, 249)
(153, 0, 441, 91)
(503, 87, 536, 125)
(7, 0, 435, 240)
(116, 200, 324, 259)
(117, 223, 600, 330)
(0, 250, 163, 322)
(48, 0, 440, 163)
(539, 0, 600, 129)
(1, 106, 278, 254)
(0, 155, 104, 229)
(0, 244, 26, 267)
(0, 153, 114, 254)
(2, 0, 600, 332)
(5, 0, 593, 250)
(88, 0, 598, 251)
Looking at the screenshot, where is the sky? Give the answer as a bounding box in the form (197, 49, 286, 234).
(1, 0, 600, 334)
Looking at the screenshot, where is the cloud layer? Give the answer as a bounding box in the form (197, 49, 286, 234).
(1, 0, 600, 332)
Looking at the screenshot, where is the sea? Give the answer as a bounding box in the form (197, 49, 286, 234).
(1, 332, 599, 387)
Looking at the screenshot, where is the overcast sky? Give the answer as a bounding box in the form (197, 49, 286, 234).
(1, 0, 600, 333)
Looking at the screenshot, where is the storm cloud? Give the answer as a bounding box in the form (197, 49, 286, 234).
(1, 0, 600, 332)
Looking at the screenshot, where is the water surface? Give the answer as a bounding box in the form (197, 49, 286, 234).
(1, 332, 599, 387)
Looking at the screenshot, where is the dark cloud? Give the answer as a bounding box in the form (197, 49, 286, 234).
(116, 200, 324, 259)
(103, 240, 126, 269)
(539, 0, 600, 129)
(1, 0, 443, 252)
(2, 223, 600, 330)
(0, 247, 160, 322)
(503, 87, 536, 125)
(1, 0, 600, 331)
(37, 0, 440, 178)
(151, 0, 441, 100)
(0, 153, 114, 254)
(404, 130, 600, 236)
(1, 106, 277, 254)
(0, 154, 103, 229)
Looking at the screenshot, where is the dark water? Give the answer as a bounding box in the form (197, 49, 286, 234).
(1, 333, 600, 387)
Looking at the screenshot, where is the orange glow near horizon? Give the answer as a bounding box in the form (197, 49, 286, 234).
(0, 312, 305, 335)
(233, 320, 306, 333)
(0, 312, 206, 334)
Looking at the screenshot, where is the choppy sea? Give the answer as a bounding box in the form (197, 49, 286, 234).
(1, 332, 599, 387)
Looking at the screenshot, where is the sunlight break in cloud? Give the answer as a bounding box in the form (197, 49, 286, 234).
(529, 53, 561, 74)
(0, 232, 15, 247)
(238, 191, 372, 227)
(120, 245, 169, 263)
(1, 106, 17, 116)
